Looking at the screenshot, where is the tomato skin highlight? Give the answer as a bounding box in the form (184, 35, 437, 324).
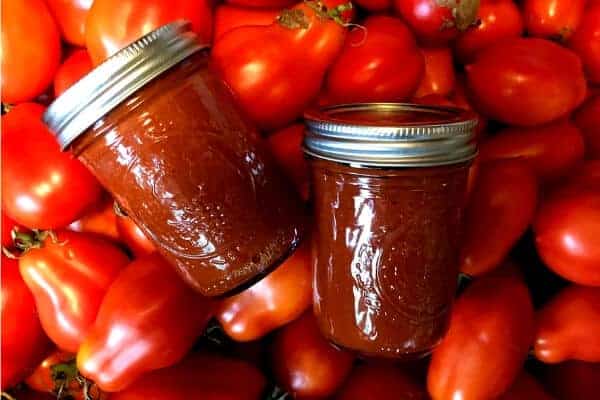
(460, 160, 538, 277)
(524, 0, 585, 40)
(19, 230, 130, 353)
(466, 38, 587, 126)
(427, 269, 535, 400)
(326, 15, 425, 103)
(1, 103, 103, 230)
(217, 243, 311, 341)
(1, 0, 62, 103)
(534, 186, 600, 286)
(77, 254, 214, 392)
(414, 47, 455, 98)
(1, 256, 51, 389)
(271, 311, 355, 398)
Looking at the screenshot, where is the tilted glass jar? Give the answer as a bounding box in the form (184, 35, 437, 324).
(43, 22, 307, 297)
(304, 103, 477, 358)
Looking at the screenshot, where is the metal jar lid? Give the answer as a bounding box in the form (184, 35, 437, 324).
(43, 20, 208, 150)
(303, 103, 478, 167)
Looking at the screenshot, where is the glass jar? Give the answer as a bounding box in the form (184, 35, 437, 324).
(304, 103, 477, 359)
(43, 22, 307, 297)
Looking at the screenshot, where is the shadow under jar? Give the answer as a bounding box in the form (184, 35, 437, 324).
(43, 22, 307, 297)
(304, 103, 477, 359)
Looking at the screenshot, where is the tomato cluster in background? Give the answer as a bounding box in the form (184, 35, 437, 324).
(1, 0, 600, 399)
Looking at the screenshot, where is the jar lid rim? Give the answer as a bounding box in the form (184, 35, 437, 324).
(303, 103, 478, 167)
(43, 20, 208, 150)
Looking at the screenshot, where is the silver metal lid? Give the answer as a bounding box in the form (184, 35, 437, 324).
(43, 20, 207, 149)
(303, 103, 478, 167)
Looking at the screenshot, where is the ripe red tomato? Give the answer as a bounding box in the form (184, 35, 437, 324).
(415, 47, 455, 98)
(534, 285, 600, 363)
(326, 15, 424, 103)
(354, 0, 392, 11)
(498, 372, 554, 400)
(534, 186, 600, 286)
(454, 0, 524, 63)
(544, 361, 600, 400)
(393, 0, 479, 44)
(336, 364, 428, 400)
(110, 353, 266, 400)
(271, 311, 355, 397)
(460, 160, 538, 276)
(45, 0, 92, 46)
(479, 120, 585, 182)
(574, 95, 600, 159)
(19, 230, 130, 352)
(86, 0, 213, 65)
(68, 196, 120, 242)
(77, 254, 214, 392)
(569, 4, 600, 84)
(53, 49, 93, 97)
(266, 124, 310, 201)
(1, 256, 50, 389)
(1, 0, 61, 103)
(226, 0, 296, 8)
(427, 270, 534, 400)
(115, 214, 155, 257)
(212, 0, 349, 131)
(214, 5, 279, 41)
(217, 242, 311, 341)
(524, 0, 585, 40)
(2, 104, 103, 230)
(466, 38, 586, 126)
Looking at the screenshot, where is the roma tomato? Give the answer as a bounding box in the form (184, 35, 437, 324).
(544, 361, 600, 400)
(214, 5, 278, 41)
(326, 15, 424, 103)
(524, 0, 585, 40)
(427, 270, 534, 400)
(110, 353, 266, 400)
(479, 121, 585, 182)
(460, 160, 538, 276)
(534, 186, 600, 286)
(415, 47, 455, 98)
(336, 364, 428, 400)
(2, 103, 102, 230)
(77, 254, 214, 392)
(574, 95, 600, 159)
(354, 0, 392, 11)
(86, 0, 213, 65)
(454, 0, 523, 63)
(54, 49, 93, 97)
(1, 256, 50, 389)
(217, 243, 311, 341)
(18, 230, 130, 352)
(465, 38, 586, 126)
(271, 311, 355, 398)
(266, 124, 310, 200)
(569, 4, 600, 84)
(226, 0, 296, 8)
(534, 285, 600, 363)
(393, 0, 479, 44)
(498, 372, 554, 400)
(46, 0, 92, 46)
(1, 0, 61, 103)
(68, 196, 120, 242)
(115, 213, 155, 257)
(212, 0, 349, 131)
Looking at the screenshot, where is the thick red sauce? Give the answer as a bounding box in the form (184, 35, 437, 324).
(310, 159, 469, 358)
(71, 52, 307, 296)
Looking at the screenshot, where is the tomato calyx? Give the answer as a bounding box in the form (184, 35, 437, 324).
(276, 1, 353, 29)
(49, 357, 103, 400)
(2, 229, 62, 258)
(437, 0, 480, 31)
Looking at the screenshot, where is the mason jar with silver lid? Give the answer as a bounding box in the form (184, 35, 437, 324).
(303, 103, 478, 359)
(43, 21, 308, 297)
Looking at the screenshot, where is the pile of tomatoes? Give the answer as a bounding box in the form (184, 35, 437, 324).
(1, 0, 600, 399)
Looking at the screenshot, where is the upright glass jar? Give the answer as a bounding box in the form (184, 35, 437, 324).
(304, 103, 477, 359)
(43, 22, 307, 297)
